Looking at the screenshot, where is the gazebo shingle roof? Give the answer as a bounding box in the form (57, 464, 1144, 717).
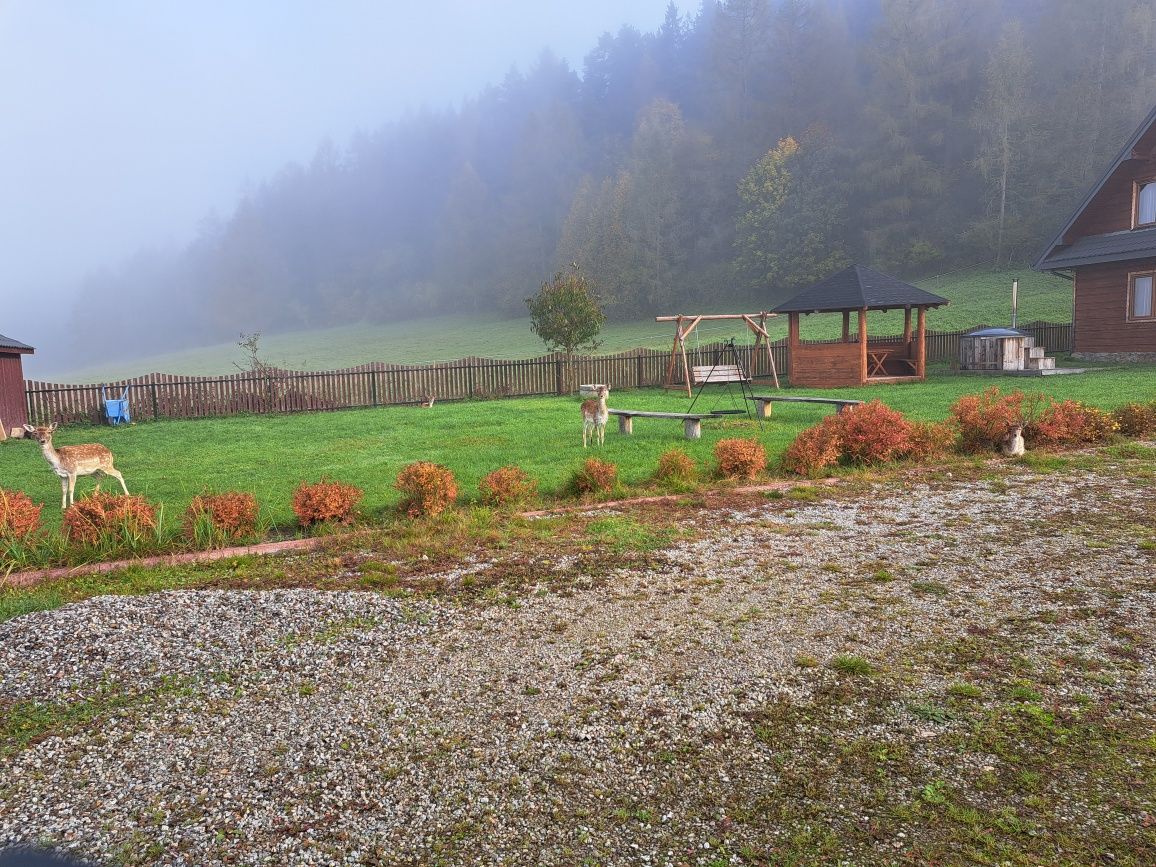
(771, 264, 949, 314)
(0, 333, 34, 352)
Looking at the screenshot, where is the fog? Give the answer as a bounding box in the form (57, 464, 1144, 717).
(0, 0, 674, 371)
(5, 0, 1153, 379)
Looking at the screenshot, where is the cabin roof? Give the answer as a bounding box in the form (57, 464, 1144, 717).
(771, 264, 949, 314)
(1035, 225, 1156, 269)
(1034, 103, 1156, 271)
(0, 333, 34, 353)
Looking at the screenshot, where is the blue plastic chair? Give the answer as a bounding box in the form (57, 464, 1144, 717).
(101, 385, 131, 425)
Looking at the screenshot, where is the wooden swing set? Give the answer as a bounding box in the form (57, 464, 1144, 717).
(657, 312, 781, 397)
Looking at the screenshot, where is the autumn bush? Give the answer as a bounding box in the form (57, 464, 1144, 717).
(714, 438, 766, 480)
(654, 448, 697, 484)
(571, 457, 618, 495)
(0, 488, 42, 541)
(836, 400, 914, 464)
(292, 478, 363, 526)
(395, 461, 458, 517)
(1031, 399, 1118, 446)
(62, 492, 158, 546)
(183, 491, 260, 543)
(1111, 401, 1156, 438)
(904, 420, 958, 462)
(949, 387, 1030, 453)
(781, 415, 844, 476)
(478, 466, 537, 508)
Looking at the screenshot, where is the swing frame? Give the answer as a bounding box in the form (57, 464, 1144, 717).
(656, 312, 781, 397)
(685, 337, 758, 419)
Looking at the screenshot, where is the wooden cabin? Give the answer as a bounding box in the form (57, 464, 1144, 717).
(772, 264, 948, 388)
(0, 332, 34, 432)
(1034, 104, 1156, 361)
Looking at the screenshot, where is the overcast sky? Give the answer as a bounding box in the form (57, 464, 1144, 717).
(0, 0, 678, 339)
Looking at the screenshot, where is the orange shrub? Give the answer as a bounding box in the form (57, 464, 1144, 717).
(714, 438, 766, 480)
(478, 466, 537, 508)
(0, 488, 42, 541)
(1031, 400, 1118, 446)
(836, 400, 913, 464)
(63, 492, 158, 546)
(904, 420, 958, 462)
(1111, 402, 1156, 438)
(183, 491, 259, 541)
(782, 415, 843, 476)
(571, 457, 618, 494)
(395, 462, 458, 517)
(949, 387, 1045, 453)
(292, 478, 363, 526)
(654, 448, 697, 484)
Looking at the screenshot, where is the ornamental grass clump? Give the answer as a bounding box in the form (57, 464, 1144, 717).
(478, 466, 537, 508)
(395, 461, 458, 517)
(62, 492, 158, 547)
(571, 457, 618, 495)
(653, 448, 697, 484)
(183, 491, 260, 545)
(904, 420, 958, 462)
(949, 387, 1045, 453)
(0, 488, 42, 542)
(714, 438, 766, 480)
(292, 478, 362, 526)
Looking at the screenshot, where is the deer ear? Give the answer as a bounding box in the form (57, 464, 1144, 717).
(48, 423, 58, 432)
(23, 424, 35, 433)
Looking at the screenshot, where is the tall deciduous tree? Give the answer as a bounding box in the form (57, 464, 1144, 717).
(736, 134, 849, 291)
(525, 264, 606, 392)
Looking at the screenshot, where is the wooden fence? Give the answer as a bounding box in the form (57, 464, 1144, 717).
(24, 321, 1072, 425)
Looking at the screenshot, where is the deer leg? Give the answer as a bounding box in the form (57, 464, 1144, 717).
(106, 468, 129, 495)
(68, 475, 78, 507)
(582, 422, 588, 448)
(60, 477, 69, 509)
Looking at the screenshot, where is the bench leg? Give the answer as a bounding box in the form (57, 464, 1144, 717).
(754, 399, 772, 419)
(617, 415, 633, 435)
(683, 418, 702, 440)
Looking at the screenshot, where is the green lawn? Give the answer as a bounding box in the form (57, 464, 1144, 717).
(4, 366, 1151, 534)
(45, 268, 1071, 382)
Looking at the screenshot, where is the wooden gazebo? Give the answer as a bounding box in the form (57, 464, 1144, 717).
(772, 265, 948, 388)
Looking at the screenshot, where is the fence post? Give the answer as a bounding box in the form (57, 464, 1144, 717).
(150, 382, 159, 420)
(370, 370, 378, 407)
(555, 358, 564, 395)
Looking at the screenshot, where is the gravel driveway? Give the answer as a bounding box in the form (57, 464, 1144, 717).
(2, 461, 1154, 865)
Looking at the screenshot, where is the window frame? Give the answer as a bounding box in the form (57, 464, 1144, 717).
(1126, 270, 1156, 322)
(1132, 179, 1156, 228)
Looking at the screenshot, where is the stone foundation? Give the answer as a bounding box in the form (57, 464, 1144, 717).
(1071, 351, 1156, 363)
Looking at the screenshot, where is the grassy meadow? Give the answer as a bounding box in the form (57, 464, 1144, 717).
(3, 366, 1152, 534)
(43, 268, 1071, 381)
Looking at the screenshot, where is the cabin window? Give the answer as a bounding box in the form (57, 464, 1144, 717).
(1130, 273, 1154, 320)
(1135, 181, 1156, 227)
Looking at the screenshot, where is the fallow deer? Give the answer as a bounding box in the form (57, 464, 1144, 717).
(581, 385, 610, 448)
(1001, 423, 1025, 457)
(24, 423, 129, 507)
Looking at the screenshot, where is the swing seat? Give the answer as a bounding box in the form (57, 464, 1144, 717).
(692, 364, 750, 384)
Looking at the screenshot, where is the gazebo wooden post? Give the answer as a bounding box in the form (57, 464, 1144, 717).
(903, 307, 912, 358)
(842, 310, 850, 342)
(916, 306, 927, 379)
(858, 308, 869, 384)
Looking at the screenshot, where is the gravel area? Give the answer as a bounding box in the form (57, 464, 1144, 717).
(2, 464, 1154, 865)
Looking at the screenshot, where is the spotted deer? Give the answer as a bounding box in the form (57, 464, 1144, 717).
(581, 385, 609, 448)
(24, 423, 129, 507)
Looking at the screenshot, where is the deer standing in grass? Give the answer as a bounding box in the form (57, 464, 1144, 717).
(24, 423, 129, 507)
(581, 385, 609, 447)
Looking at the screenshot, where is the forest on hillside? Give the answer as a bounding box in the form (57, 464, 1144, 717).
(70, 0, 1156, 363)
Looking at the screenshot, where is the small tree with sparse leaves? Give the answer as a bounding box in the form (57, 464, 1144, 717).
(526, 264, 606, 394)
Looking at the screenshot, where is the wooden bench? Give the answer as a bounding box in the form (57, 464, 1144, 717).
(746, 395, 864, 419)
(608, 409, 710, 440)
(692, 364, 750, 385)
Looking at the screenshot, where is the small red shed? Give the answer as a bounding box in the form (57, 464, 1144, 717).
(0, 332, 34, 432)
